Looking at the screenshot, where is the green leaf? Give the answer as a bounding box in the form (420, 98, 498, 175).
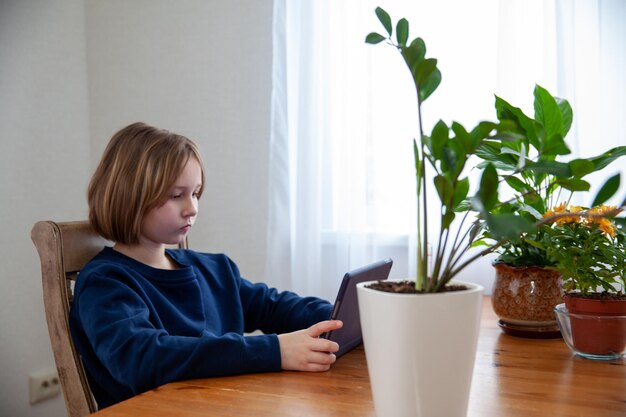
(592, 173, 621, 206)
(429, 120, 448, 160)
(414, 58, 438, 83)
(568, 159, 595, 177)
(418, 67, 441, 102)
(588, 146, 626, 171)
(500, 143, 526, 170)
(517, 203, 543, 220)
(517, 142, 527, 170)
(522, 189, 543, 209)
(455, 199, 473, 212)
(543, 133, 570, 156)
(534, 85, 564, 141)
(522, 237, 546, 250)
(527, 160, 571, 178)
(478, 163, 498, 211)
(475, 141, 502, 162)
(412, 58, 439, 102)
(486, 213, 535, 242)
(470, 239, 492, 248)
(375, 7, 393, 36)
(396, 18, 408, 46)
(401, 40, 425, 79)
(470, 121, 497, 151)
(499, 146, 523, 157)
(408, 37, 426, 60)
(469, 221, 487, 243)
(491, 119, 526, 142)
(442, 210, 456, 229)
(451, 122, 473, 153)
(453, 177, 470, 208)
(556, 97, 573, 136)
(441, 145, 458, 176)
(477, 160, 517, 172)
(400, 38, 441, 102)
(556, 178, 590, 192)
(365, 32, 387, 44)
(475, 141, 518, 170)
(505, 176, 528, 193)
(434, 175, 453, 204)
(494, 95, 538, 148)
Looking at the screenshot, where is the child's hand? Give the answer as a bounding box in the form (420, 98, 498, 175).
(277, 320, 343, 372)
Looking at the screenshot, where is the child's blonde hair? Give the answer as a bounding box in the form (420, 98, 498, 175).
(88, 122, 205, 244)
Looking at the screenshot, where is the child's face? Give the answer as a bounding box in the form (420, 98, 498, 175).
(139, 157, 203, 247)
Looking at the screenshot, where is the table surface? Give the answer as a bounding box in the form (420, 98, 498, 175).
(93, 297, 626, 417)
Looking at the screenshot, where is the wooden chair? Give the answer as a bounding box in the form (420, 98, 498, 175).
(31, 220, 187, 416)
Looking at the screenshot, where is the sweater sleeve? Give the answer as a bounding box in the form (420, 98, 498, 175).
(190, 253, 333, 335)
(233, 267, 333, 334)
(74, 272, 282, 400)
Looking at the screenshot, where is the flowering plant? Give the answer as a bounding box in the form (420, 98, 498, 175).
(474, 80, 626, 272)
(539, 203, 626, 295)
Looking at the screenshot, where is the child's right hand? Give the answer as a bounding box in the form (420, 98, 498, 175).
(277, 320, 343, 372)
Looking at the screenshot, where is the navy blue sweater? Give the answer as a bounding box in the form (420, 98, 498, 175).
(69, 247, 332, 408)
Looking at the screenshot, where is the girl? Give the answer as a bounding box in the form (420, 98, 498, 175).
(69, 122, 342, 409)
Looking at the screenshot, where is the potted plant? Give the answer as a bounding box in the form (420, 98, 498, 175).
(544, 203, 626, 359)
(357, 7, 529, 417)
(359, 9, 489, 416)
(474, 87, 626, 338)
(359, 6, 626, 416)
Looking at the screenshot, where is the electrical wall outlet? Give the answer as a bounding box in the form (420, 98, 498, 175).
(29, 368, 61, 404)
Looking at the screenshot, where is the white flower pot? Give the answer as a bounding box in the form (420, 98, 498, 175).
(357, 280, 483, 417)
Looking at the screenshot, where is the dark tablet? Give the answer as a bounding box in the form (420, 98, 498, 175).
(322, 258, 393, 357)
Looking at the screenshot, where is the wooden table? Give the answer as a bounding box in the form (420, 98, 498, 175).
(94, 297, 626, 417)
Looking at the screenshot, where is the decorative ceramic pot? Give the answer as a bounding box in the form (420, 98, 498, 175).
(491, 263, 563, 338)
(357, 280, 483, 417)
(561, 295, 626, 359)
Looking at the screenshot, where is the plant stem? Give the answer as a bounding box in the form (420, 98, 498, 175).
(433, 218, 451, 285)
(538, 206, 624, 227)
(444, 211, 474, 275)
(416, 92, 429, 290)
(448, 241, 502, 279)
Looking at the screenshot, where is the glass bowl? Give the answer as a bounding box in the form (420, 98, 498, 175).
(554, 303, 626, 360)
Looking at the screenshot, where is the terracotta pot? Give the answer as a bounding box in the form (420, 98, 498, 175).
(563, 295, 626, 356)
(491, 263, 563, 338)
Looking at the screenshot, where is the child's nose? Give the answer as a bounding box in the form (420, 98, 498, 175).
(183, 197, 198, 217)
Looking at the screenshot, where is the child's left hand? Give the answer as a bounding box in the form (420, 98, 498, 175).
(277, 320, 343, 372)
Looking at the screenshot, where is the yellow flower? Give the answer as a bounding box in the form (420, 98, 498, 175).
(543, 202, 583, 226)
(543, 202, 566, 222)
(561, 205, 584, 226)
(585, 205, 621, 237)
(544, 204, 622, 237)
(543, 202, 567, 217)
(597, 218, 616, 237)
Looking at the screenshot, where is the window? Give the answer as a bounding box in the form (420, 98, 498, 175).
(268, 0, 626, 300)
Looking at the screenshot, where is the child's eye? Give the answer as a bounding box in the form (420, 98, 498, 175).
(171, 194, 182, 199)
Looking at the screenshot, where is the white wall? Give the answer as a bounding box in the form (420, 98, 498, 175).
(0, 1, 273, 416)
(84, 0, 272, 280)
(0, 1, 91, 416)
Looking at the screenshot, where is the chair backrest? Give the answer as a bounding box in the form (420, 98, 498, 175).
(31, 221, 106, 416)
(31, 220, 188, 416)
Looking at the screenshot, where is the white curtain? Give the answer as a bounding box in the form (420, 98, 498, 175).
(267, 0, 626, 301)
